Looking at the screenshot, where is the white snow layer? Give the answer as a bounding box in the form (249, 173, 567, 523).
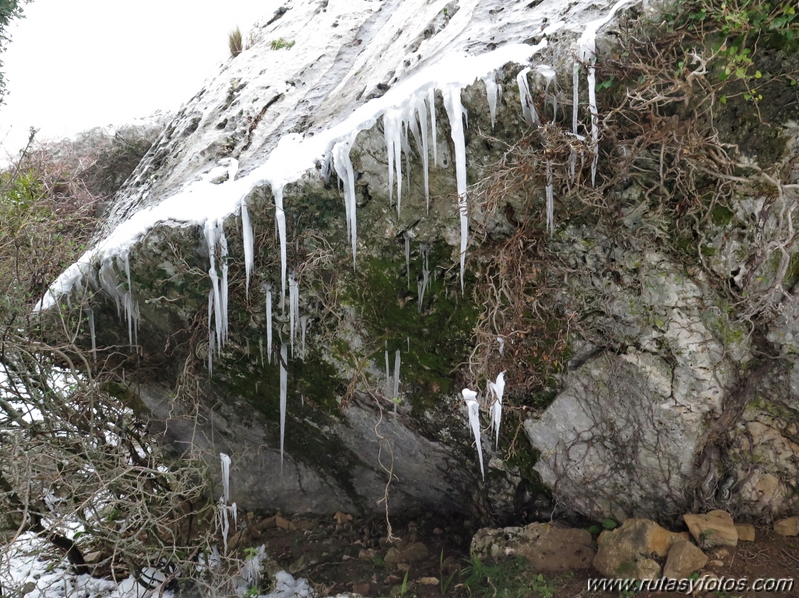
(36, 0, 641, 316)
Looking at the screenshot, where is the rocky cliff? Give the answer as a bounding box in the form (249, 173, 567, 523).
(39, 0, 799, 525)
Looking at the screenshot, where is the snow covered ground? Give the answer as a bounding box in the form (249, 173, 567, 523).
(1, 535, 317, 598)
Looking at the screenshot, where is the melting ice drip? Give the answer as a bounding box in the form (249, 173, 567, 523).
(462, 371, 506, 478)
(393, 349, 401, 416)
(217, 453, 237, 554)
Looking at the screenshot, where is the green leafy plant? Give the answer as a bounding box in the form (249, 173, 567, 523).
(399, 569, 410, 598)
(270, 37, 295, 50)
(440, 550, 457, 596)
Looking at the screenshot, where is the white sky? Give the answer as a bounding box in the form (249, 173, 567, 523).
(0, 0, 275, 157)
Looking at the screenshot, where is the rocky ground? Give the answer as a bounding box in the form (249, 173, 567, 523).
(231, 509, 799, 598)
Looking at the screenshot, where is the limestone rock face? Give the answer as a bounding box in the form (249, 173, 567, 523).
(471, 523, 594, 572)
(38, 0, 799, 523)
(592, 519, 685, 579)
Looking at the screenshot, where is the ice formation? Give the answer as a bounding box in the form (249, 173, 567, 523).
(332, 136, 358, 267)
(487, 371, 506, 449)
(265, 283, 273, 364)
(289, 274, 299, 358)
(241, 199, 253, 299)
(442, 85, 470, 292)
(516, 67, 540, 126)
(546, 160, 554, 233)
(393, 349, 401, 399)
(384, 345, 391, 398)
(404, 232, 410, 288)
(218, 453, 237, 554)
(482, 71, 501, 128)
(462, 388, 484, 479)
(279, 344, 288, 470)
(537, 64, 557, 120)
(497, 336, 505, 356)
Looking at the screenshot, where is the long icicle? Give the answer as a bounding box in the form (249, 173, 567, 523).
(442, 85, 469, 293)
(333, 138, 358, 268)
(273, 185, 287, 309)
(241, 200, 253, 299)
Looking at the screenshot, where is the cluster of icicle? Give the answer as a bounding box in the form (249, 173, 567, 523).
(462, 371, 505, 479)
(56, 5, 636, 483)
(217, 453, 237, 554)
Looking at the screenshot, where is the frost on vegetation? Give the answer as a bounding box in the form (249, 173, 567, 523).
(218, 453, 238, 554)
(487, 371, 506, 449)
(279, 344, 288, 471)
(462, 388, 484, 479)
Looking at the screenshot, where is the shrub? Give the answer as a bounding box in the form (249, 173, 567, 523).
(229, 26, 243, 58)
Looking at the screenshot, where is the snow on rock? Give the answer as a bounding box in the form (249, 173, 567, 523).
(37, 0, 643, 315)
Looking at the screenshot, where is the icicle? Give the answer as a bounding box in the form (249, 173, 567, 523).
(279, 344, 288, 471)
(418, 243, 430, 312)
(204, 220, 224, 351)
(385, 345, 391, 398)
(487, 372, 506, 449)
(428, 88, 438, 168)
(241, 200, 253, 299)
(393, 349, 400, 399)
(85, 308, 96, 363)
(498, 336, 505, 356)
(537, 65, 557, 121)
(407, 336, 410, 352)
(516, 67, 539, 126)
(442, 85, 469, 293)
(462, 388, 484, 479)
(300, 315, 308, 360)
(414, 95, 430, 212)
(482, 71, 500, 128)
(220, 453, 232, 503)
(384, 110, 403, 213)
(587, 66, 599, 186)
(546, 160, 554, 233)
(273, 185, 287, 309)
(404, 233, 411, 289)
(572, 62, 580, 135)
(289, 274, 299, 358)
(220, 232, 229, 345)
(332, 138, 358, 268)
(265, 283, 273, 364)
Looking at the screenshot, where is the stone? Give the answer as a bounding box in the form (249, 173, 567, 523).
(471, 522, 594, 573)
(735, 523, 756, 542)
(593, 519, 685, 579)
(683, 510, 737, 548)
(352, 583, 370, 595)
(384, 542, 428, 564)
(419, 577, 439, 585)
(663, 541, 708, 579)
(774, 517, 799, 536)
